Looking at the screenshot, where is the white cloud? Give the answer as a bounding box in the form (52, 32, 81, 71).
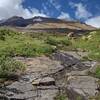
(41, 3, 50, 16)
(49, 0, 61, 10)
(30, 8, 47, 17)
(58, 12, 72, 20)
(69, 2, 92, 20)
(0, 0, 47, 20)
(85, 16, 100, 28)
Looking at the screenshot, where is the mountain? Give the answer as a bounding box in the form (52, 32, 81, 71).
(0, 16, 65, 27)
(0, 16, 96, 36)
(0, 16, 29, 27)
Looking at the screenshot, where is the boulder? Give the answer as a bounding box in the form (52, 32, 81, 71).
(66, 76, 99, 100)
(0, 82, 35, 100)
(52, 51, 89, 71)
(66, 87, 87, 100)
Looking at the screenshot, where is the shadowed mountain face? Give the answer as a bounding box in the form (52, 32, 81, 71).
(0, 16, 66, 27)
(0, 16, 96, 35)
(0, 16, 31, 27)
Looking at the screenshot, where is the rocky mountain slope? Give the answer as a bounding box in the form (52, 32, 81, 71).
(0, 16, 96, 35)
(0, 19, 99, 100)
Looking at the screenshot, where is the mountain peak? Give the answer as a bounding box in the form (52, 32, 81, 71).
(32, 16, 44, 22)
(0, 16, 96, 30)
(6, 16, 24, 21)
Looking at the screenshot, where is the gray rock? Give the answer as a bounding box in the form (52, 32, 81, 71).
(66, 87, 87, 100)
(66, 76, 99, 100)
(63, 51, 88, 59)
(0, 82, 36, 100)
(52, 51, 89, 71)
(0, 56, 63, 100)
(32, 77, 55, 86)
(34, 86, 58, 100)
(0, 53, 98, 100)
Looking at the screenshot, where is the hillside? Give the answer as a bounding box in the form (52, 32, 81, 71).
(0, 28, 100, 100)
(0, 0, 99, 99)
(0, 16, 96, 36)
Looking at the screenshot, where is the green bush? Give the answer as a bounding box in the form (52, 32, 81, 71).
(11, 43, 54, 57)
(0, 29, 7, 40)
(0, 43, 54, 57)
(46, 36, 71, 47)
(0, 29, 55, 57)
(0, 56, 25, 78)
(0, 29, 17, 40)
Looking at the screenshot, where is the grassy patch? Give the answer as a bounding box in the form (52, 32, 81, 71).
(0, 28, 100, 79)
(94, 66, 100, 78)
(0, 29, 56, 79)
(46, 36, 71, 49)
(71, 30, 100, 61)
(54, 94, 68, 100)
(0, 29, 55, 57)
(0, 56, 25, 79)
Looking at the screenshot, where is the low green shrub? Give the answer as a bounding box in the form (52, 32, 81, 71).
(46, 36, 71, 47)
(0, 29, 18, 40)
(54, 94, 68, 100)
(0, 29, 56, 57)
(14, 43, 54, 57)
(0, 43, 54, 57)
(0, 56, 25, 78)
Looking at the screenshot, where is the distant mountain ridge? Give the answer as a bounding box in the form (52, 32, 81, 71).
(0, 16, 96, 36)
(0, 16, 68, 27)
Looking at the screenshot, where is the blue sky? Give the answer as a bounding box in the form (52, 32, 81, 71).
(0, 0, 100, 27)
(23, 0, 100, 20)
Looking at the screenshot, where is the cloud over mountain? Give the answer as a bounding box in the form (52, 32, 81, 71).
(0, 0, 100, 28)
(85, 16, 100, 28)
(0, 0, 46, 20)
(58, 12, 71, 20)
(69, 2, 92, 20)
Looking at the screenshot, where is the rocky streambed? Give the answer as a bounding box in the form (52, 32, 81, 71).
(0, 51, 99, 100)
